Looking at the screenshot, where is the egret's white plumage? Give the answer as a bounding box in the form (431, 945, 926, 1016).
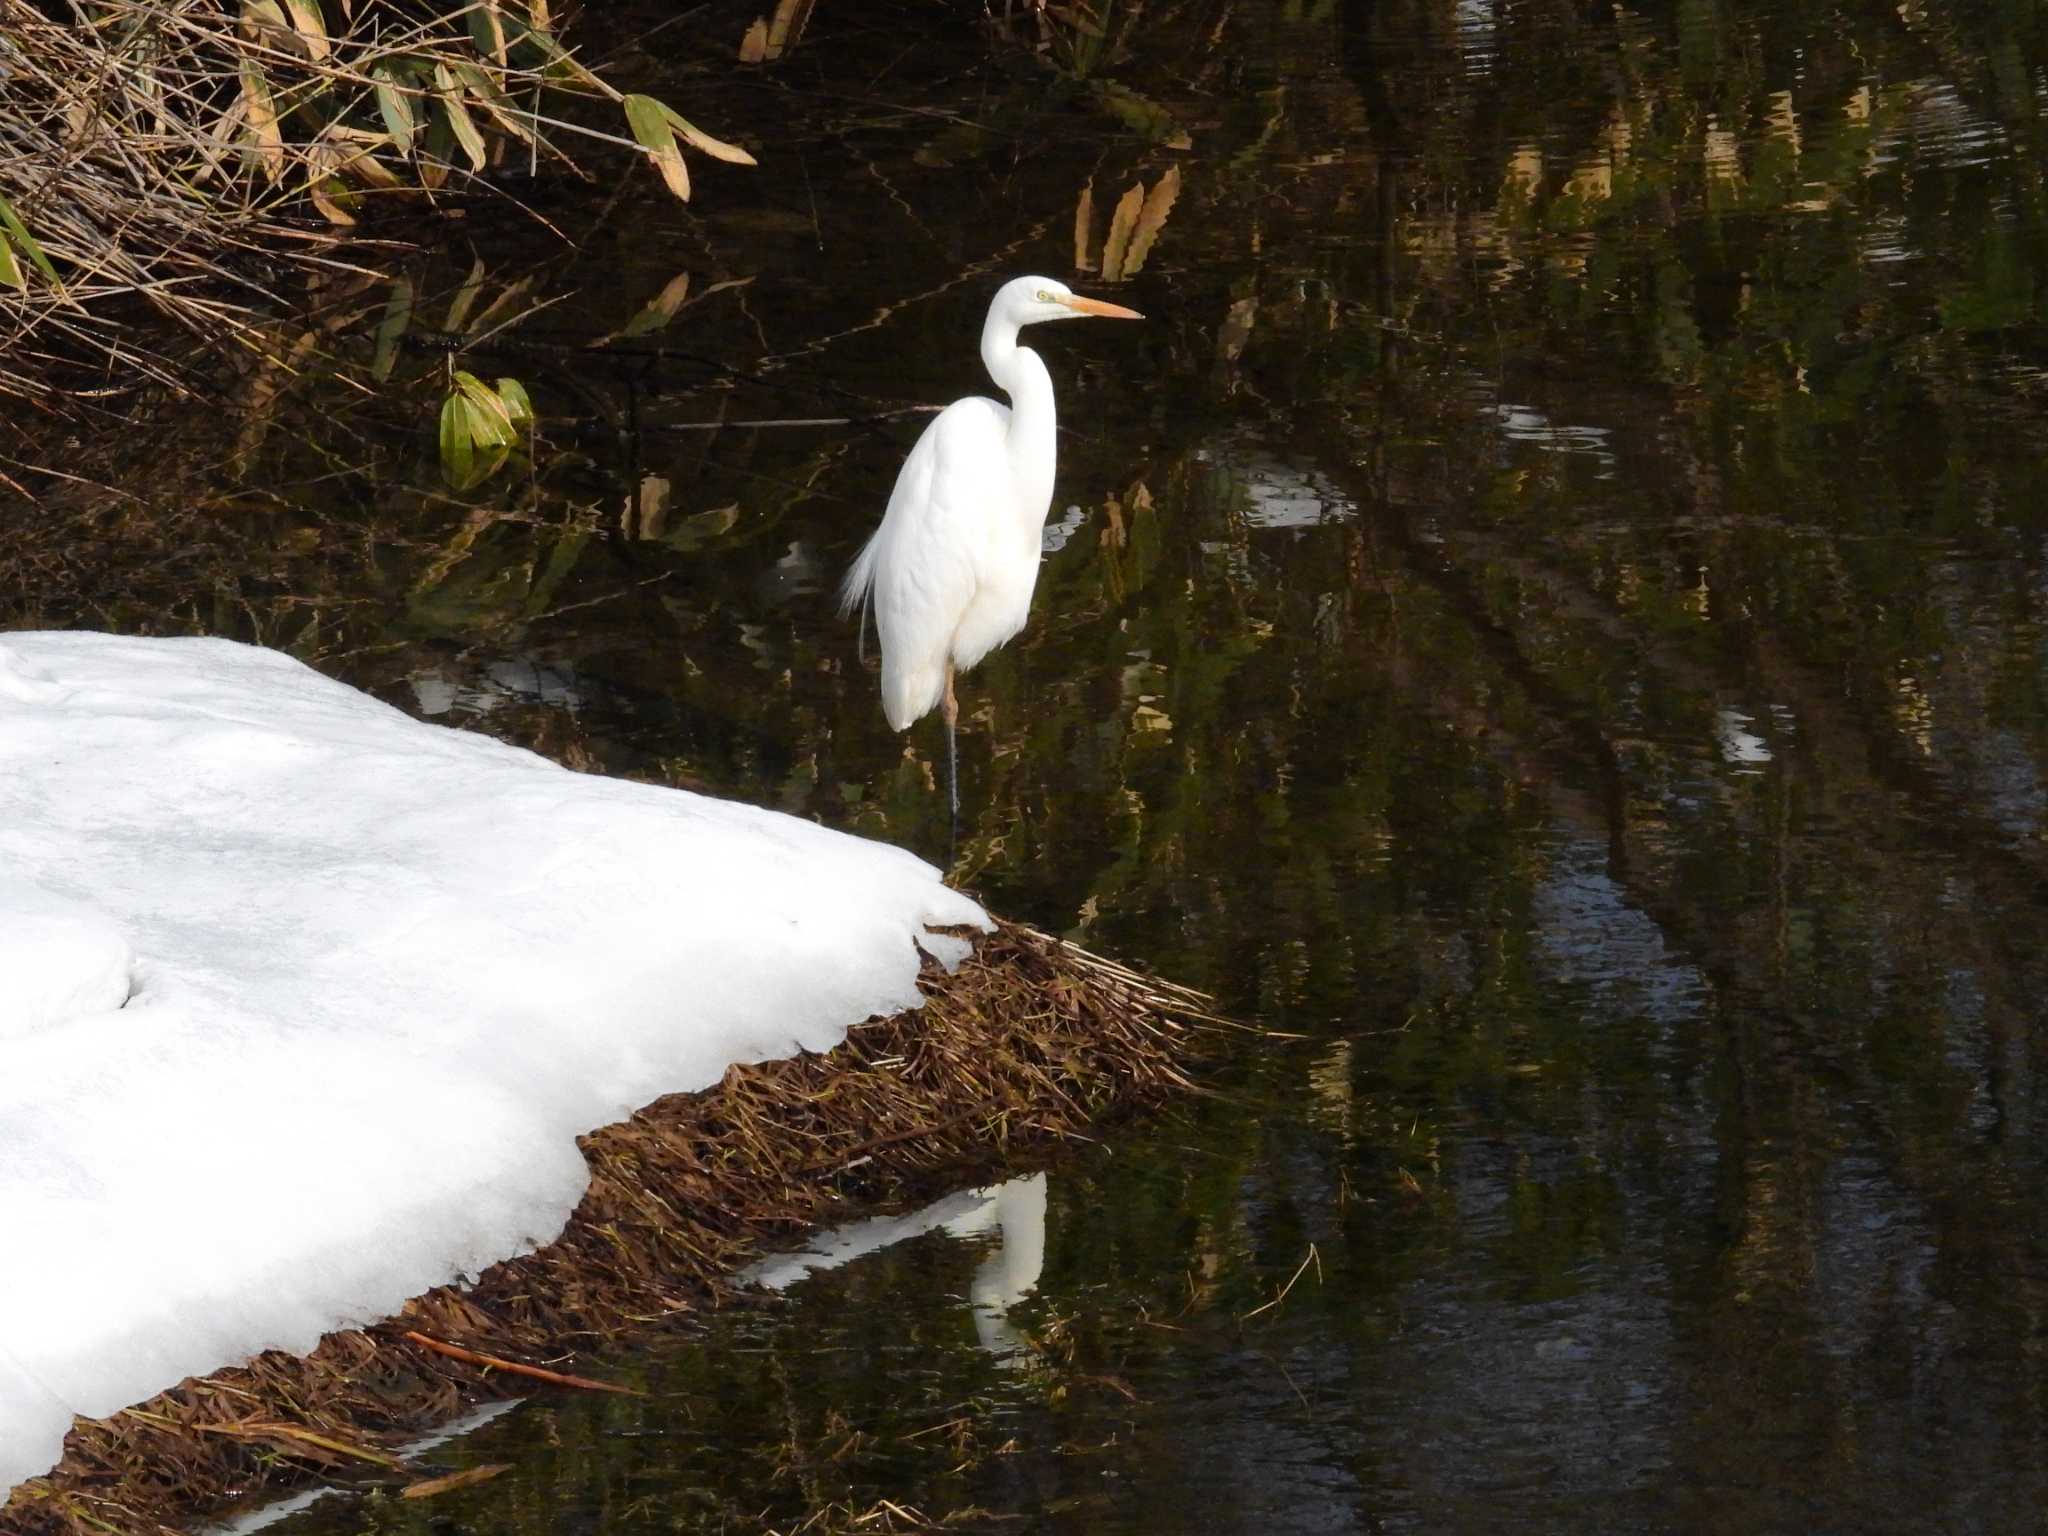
(840, 276, 1142, 809)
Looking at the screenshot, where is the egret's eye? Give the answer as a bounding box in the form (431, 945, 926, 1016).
(1036, 289, 1053, 301)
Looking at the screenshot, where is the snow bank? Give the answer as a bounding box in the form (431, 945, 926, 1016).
(0, 877, 132, 1039)
(0, 632, 987, 1497)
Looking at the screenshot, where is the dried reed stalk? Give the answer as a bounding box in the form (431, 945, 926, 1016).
(0, 1, 740, 413)
(0, 922, 1207, 1536)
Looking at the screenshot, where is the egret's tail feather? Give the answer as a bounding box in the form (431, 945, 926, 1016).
(838, 529, 883, 662)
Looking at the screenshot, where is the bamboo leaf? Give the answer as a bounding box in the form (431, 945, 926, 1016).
(336, 141, 403, 190)
(0, 194, 60, 286)
(436, 386, 510, 490)
(443, 257, 487, 333)
(449, 59, 513, 107)
(306, 168, 357, 225)
(456, 395, 499, 451)
(371, 278, 413, 381)
(451, 61, 534, 143)
(495, 376, 533, 428)
(433, 64, 488, 172)
(302, 136, 359, 225)
(468, 444, 510, 488)
(622, 94, 689, 201)
(455, 371, 516, 445)
(656, 99, 758, 165)
(617, 269, 692, 338)
(460, 275, 537, 341)
(519, 25, 607, 91)
(439, 392, 472, 486)
(418, 106, 453, 189)
(447, 400, 509, 487)
(240, 60, 286, 180)
(280, 0, 330, 60)
(373, 66, 416, 155)
(468, 0, 509, 64)
(239, 0, 297, 53)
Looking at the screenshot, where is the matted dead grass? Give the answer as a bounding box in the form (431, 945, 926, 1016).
(0, 921, 1208, 1536)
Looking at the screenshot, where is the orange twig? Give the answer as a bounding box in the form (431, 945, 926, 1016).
(400, 1331, 645, 1396)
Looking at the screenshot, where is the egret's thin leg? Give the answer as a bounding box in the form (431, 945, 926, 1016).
(941, 664, 960, 826)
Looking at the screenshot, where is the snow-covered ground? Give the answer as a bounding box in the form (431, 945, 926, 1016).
(0, 632, 987, 1499)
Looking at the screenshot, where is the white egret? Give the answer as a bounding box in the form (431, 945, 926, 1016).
(839, 275, 1143, 817)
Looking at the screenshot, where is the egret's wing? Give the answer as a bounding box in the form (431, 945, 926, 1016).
(840, 399, 1010, 730)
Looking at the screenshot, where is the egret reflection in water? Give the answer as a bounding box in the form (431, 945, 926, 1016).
(743, 1174, 1049, 1365)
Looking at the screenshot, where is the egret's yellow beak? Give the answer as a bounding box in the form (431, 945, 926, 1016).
(1059, 294, 1145, 320)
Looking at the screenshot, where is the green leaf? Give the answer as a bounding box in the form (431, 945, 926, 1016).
(451, 60, 534, 143)
(459, 274, 536, 341)
(373, 66, 416, 155)
(443, 256, 486, 332)
(615, 269, 692, 339)
(433, 64, 489, 172)
(460, 393, 503, 454)
(454, 371, 516, 446)
(467, 0, 508, 62)
(371, 278, 413, 381)
(622, 94, 688, 200)
(468, 443, 510, 488)
(0, 232, 24, 293)
(0, 193, 58, 286)
(495, 376, 533, 428)
(449, 59, 511, 107)
(439, 392, 472, 487)
(436, 379, 511, 490)
(418, 103, 454, 189)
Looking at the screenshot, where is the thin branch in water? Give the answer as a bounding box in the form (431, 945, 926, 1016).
(1238, 1243, 1321, 1322)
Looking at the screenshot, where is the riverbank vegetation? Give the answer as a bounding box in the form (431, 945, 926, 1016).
(0, 0, 750, 414)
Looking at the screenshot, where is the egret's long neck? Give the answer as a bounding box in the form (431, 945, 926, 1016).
(981, 314, 1057, 528)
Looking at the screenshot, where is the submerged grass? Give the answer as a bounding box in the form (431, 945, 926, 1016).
(0, 922, 1207, 1536)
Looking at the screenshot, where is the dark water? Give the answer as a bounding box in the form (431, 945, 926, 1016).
(17, 0, 2048, 1529)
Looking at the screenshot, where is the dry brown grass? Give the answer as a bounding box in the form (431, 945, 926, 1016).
(0, 922, 1208, 1536)
(0, 1, 744, 412)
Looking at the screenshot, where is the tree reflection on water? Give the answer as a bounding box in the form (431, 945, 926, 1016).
(8, 0, 2048, 1528)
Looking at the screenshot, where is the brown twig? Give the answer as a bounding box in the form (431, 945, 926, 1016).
(399, 1331, 646, 1396)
